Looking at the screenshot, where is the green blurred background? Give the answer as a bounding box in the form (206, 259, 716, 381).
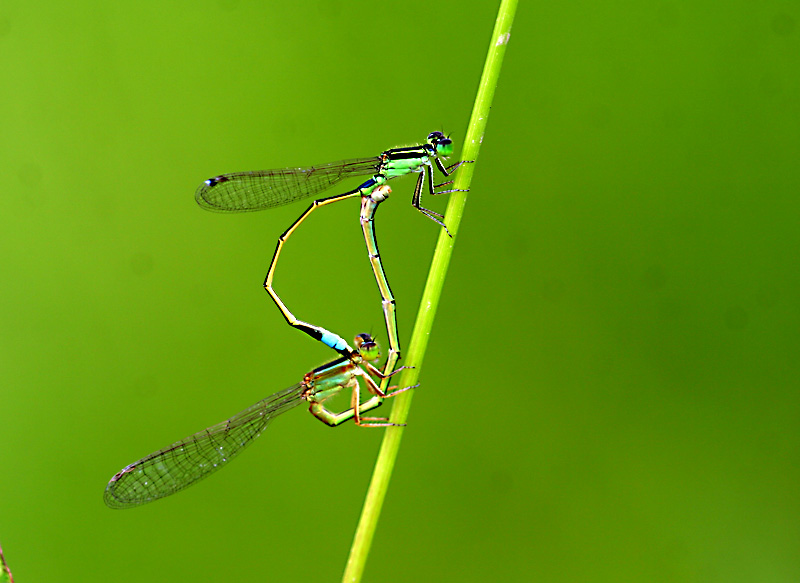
(1, 1, 798, 581)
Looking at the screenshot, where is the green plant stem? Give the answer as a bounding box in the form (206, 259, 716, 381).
(341, 1, 518, 581)
(0, 542, 13, 583)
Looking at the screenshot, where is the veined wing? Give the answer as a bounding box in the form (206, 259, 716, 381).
(104, 383, 307, 508)
(195, 157, 379, 212)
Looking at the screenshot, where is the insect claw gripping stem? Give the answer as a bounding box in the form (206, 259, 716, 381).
(384, 383, 419, 398)
(356, 418, 408, 428)
(365, 421, 407, 427)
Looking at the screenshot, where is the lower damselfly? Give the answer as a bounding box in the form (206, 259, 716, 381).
(104, 334, 412, 508)
(195, 132, 472, 372)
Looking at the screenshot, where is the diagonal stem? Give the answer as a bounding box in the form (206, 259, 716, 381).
(341, 1, 519, 581)
(0, 541, 14, 583)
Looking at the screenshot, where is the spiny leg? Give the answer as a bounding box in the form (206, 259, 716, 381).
(264, 190, 360, 357)
(361, 360, 410, 381)
(435, 157, 474, 178)
(348, 376, 403, 427)
(324, 365, 416, 428)
(411, 170, 453, 236)
(429, 158, 475, 195)
(427, 159, 472, 197)
(308, 381, 402, 428)
(354, 366, 416, 426)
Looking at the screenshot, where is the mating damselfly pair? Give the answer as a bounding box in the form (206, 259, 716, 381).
(104, 132, 471, 508)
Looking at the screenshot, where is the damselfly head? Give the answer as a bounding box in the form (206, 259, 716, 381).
(353, 333, 380, 362)
(435, 138, 454, 157)
(428, 131, 454, 157)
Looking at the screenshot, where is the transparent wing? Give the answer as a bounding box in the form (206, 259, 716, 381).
(195, 157, 379, 212)
(104, 383, 307, 509)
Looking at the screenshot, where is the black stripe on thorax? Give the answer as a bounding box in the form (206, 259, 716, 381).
(384, 145, 430, 160)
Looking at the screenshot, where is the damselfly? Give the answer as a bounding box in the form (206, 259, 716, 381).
(104, 334, 411, 508)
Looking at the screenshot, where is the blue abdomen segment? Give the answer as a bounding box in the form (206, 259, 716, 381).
(320, 331, 348, 352)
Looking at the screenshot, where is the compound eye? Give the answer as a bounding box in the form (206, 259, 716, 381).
(354, 334, 380, 361)
(436, 138, 454, 156)
(427, 131, 445, 142)
(362, 344, 380, 361)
